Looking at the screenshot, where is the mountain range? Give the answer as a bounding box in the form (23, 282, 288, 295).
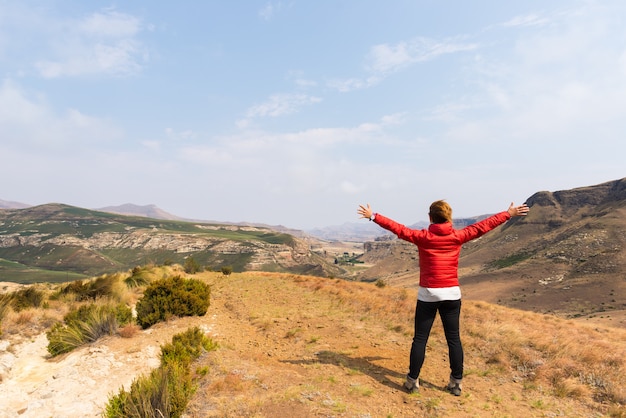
(0, 201, 496, 242)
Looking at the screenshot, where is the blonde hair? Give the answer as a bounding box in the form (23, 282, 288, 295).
(429, 200, 452, 223)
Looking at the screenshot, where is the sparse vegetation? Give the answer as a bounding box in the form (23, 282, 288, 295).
(124, 266, 152, 287)
(10, 286, 45, 311)
(487, 251, 534, 269)
(103, 327, 217, 418)
(58, 273, 123, 301)
(0, 293, 13, 336)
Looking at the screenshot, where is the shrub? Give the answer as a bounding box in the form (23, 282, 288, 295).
(60, 274, 120, 301)
(125, 266, 151, 288)
(11, 287, 45, 311)
(47, 322, 86, 356)
(64, 302, 133, 327)
(135, 276, 210, 329)
(103, 327, 216, 418)
(104, 366, 175, 418)
(220, 266, 233, 276)
(183, 256, 202, 274)
(160, 327, 218, 369)
(46, 302, 133, 356)
(0, 293, 13, 336)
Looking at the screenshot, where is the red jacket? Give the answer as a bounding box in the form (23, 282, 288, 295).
(374, 211, 511, 288)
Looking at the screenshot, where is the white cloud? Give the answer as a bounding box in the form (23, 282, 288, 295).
(327, 76, 381, 92)
(259, 2, 283, 21)
(176, 115, 409, 199)
(0, 79, 122, 151)
(340, 180, 364, 194)
(330, 36, 478, 92)
(367, 37, 478, 74)
(79, 10, 142, 38)
(165, 128, 197, 141)
(239, 93, 322, 126)
(499, 14, 550, 28)
(34, 9, 147, 78)
(141, 140, 161, 151)
(247, 93, 322, 118)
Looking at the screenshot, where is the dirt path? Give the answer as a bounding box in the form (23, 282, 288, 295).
(0, 316, 213, 417)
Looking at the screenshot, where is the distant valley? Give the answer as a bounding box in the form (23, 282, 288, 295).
(2, 178, 626, 328)
(0, 204, 344, 283)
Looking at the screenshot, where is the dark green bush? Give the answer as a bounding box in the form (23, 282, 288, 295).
(11, 287, 45, 311)
(135, 276, 210, 329)
(161, 327, 218, 368)
(220, 266, 233, 276)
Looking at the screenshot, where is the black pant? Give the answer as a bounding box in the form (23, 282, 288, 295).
(408, 299, 463, 381)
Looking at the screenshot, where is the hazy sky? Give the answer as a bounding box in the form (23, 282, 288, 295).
(1, 1, 625, 229)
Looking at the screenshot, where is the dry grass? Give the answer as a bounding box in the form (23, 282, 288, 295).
(119, 323, 141, 338)
(2, 267, 625, 417)
(462, 301, 626, 405)
(186, 271, 626, 417)
(295, 274, 626, 405)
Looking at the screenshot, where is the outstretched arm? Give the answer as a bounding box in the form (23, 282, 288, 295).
(457, 202, 529, 243)
(357, 203, 373, 220)
(507, 202, 530, 217)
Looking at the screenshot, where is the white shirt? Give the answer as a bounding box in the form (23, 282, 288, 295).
(418, 286, 461, 302)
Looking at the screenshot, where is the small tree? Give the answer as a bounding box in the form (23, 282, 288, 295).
(183, 256, 202, 274)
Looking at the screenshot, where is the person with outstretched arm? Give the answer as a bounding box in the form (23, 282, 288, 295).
(357, 200, 529, 396)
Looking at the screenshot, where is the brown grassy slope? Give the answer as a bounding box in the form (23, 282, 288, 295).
(184, 272, 626, 417)
(355, 178, 626, 328)
(460, 179, 626, 327)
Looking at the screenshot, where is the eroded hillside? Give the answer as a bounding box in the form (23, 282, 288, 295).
(0, 204, 343, 282)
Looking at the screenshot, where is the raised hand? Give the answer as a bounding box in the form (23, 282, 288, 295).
(357, 203, 373, 219)
(508, 202, 529, 217)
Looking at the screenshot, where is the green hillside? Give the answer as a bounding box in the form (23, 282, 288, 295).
(0, 204, 334, 283)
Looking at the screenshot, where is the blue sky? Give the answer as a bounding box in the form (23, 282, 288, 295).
(1, 1, 625, 230)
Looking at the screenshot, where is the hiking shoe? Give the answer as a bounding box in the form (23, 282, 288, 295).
(403, 375, 419, 393)
(446, 381, 462, 396)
